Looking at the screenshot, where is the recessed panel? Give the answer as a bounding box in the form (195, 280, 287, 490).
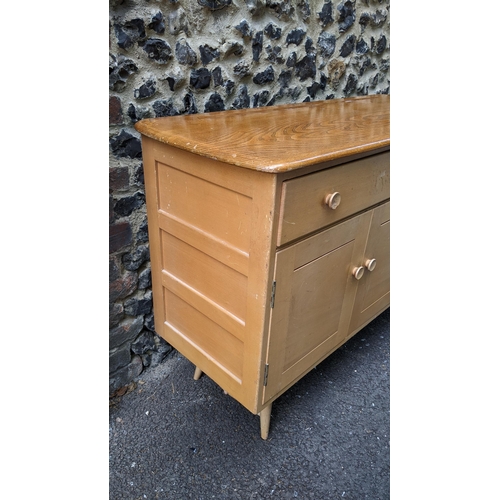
(163, 289, 244, 381)
(161, 230, 247, 323)
(283, 242, 353, 371)
(157, 162, 252, 253)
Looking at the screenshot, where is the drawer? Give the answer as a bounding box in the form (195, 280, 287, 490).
(277, 151, 390, 246)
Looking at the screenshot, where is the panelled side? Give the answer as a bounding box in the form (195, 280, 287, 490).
(142, 137, 278, 413)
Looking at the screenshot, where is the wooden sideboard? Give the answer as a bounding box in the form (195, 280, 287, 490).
(135, 94, 390, 439)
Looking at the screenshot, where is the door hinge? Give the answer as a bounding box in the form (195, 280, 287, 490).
(270, 281, 276, 309)
(263, 363, 269, 386)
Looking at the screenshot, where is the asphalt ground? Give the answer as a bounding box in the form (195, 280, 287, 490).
(109, 308, 390, 500)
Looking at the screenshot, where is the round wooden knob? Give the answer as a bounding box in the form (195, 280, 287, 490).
(325, 192, 341, 210)
(352, 266, 365, 280)
(365, 258, 377, 272)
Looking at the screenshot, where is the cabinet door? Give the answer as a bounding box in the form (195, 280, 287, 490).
(263, 211, 372, 404)
(348, 201, 390, 336)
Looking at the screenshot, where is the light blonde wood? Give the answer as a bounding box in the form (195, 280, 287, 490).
(193, 367, 203, 380)
(140, 137, 278, 414)
(348, 201, 390, 337)
(259, 404, 272, 440)
(135, 95, 389, 172)
(135, 95, 390, 439)
(277, 151, 389, 246)
(263, 210, 372, 403)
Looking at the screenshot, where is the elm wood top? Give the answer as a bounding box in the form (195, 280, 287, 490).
(135, 94, 390, 173)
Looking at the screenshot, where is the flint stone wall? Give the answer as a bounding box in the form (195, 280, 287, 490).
(109, 0, 390, 394)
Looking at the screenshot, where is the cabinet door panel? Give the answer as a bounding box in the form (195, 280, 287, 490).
(349, 201, 390, 336)
(263, 211, 372, 403)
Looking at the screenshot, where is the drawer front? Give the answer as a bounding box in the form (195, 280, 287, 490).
(277, 151, 390, 246)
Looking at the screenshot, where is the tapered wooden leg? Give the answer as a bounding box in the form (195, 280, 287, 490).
(259, 403, 272, 440)
(193, 366, 203, 380)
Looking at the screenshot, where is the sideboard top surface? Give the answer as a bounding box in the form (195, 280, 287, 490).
(134, 94, 390, 173)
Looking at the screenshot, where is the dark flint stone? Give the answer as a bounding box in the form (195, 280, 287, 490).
(318, 32, 336, 58)
(122, 246, 150, 271)
(339, 35, 356, 57)
(318, 1, 334, 26)
(358, 57, 372, 76)
(356, 38, 369, 55)
(253, 66, 274, 85)
(199, 44, 220, 65)
(278, 70, 292, 88)
(252, 31, 263, 61)
(253, 90, 269, 107)
(235, 20, 252, 38)
(132, 163, 144, 187)
(307, 81, 321, 98)
(338, 1, 356, 33)
(137, 218, 149, 243)
(113, 192, 145, 217)
(266, 45, 285, 64)
(148, 12, 165, 34)
(176, 40, 197, 66)
(131, 331, 156, 356)
(109, 130, 142, 159)
(266, 0, 295, 19)
(286, 52, 297, 67)
(286, 28, 305, 46)
(289, 86, 302, 100)
(114, 19, 146, 49)
(295, 53, 316, 81)
(320, 72, 327, 89)
(124, 291, 153, 316)
(305, 37, 315, 54)
(266, 89, 284, 107)
(212, 66, 223, 87)
(205, 93, 225, 112)
(343, 73, 358, 95)
(225, 80, 235, 94)
(231, 85, 250, 109)
(142, 38, 172, 63)
(134, 79, 156, 99)
(190, 68, 211, 89)
(197, 0, 232, 10)
(152, 99, 180, 117)
(184, 93, 198, 114)
(144, 313, 155, 332)
(376, 35, 387, 54)
(166, 76, 176, 91)
(109, 56, 138, 91)
(264, 23, 281, 40)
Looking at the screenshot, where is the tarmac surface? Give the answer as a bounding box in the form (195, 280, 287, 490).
(109, 308, 390, 500)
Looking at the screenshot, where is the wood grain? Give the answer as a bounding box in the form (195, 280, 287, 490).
(135, 95, 389, 172)
(137, 96, 390, 438)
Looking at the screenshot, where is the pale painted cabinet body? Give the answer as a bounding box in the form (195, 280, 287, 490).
(136, 95, 390, 438)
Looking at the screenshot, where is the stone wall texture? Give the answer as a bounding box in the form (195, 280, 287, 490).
(109, 0, 390, 394)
